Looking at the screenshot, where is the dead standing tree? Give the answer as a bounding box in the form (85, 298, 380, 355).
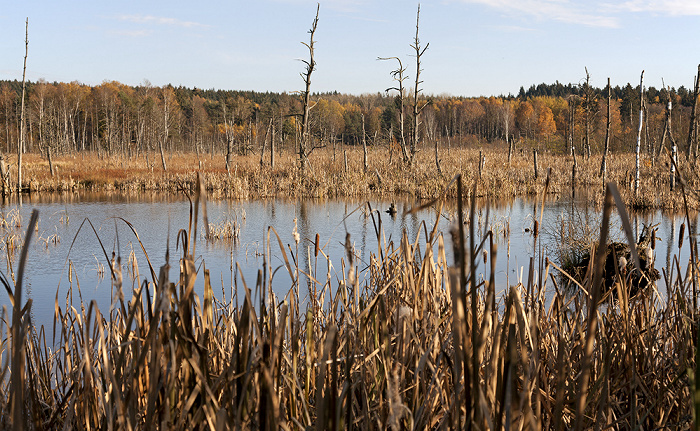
(686, 64, 700, 161)
(599, 78, 611, 183)
(410, 4, 429, 166)
(378, 56, 410, 164)
(583, 67, 593, 160)
(635, 71, 645, 195)
(298, 4, 320, 172)
(18, 18, 28, 195)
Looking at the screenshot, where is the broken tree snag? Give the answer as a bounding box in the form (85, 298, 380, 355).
(533, 148, 539, 179)
(635, 71, 644, 195)
(600, 78, 612, 182)
(572, 151, 578, 197)
(299, 4, 319, 172)
(434, 137, 442, 175)
(687, 64, 700, 161)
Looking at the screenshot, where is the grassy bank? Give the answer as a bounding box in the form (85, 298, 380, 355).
(0, 176, 697, 429)
(9, 146, 700, 210)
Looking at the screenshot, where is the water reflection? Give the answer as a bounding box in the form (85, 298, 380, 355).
(0, 192, 695, 331)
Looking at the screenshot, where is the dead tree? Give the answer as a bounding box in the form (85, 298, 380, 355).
(656, 85, 678, 161)
(635, 71, 645, 195)
(410, 4, 430, 165)
(361, 113, 368, 174)
(567, 95, 578, 157)
(18, 18, 28, 194)
(378, 56, 409, 164)
(260, 118, 273, 168)
(583, 68, 592, 160)
(298, 4, 320, 172)
(223, 101, 234, 173)
(686, 64, 699, 161)
(600, 78, 611, 182)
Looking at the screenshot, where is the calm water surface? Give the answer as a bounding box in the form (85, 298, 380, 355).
(0, 192, 695, 330)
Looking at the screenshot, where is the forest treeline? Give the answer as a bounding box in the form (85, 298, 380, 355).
(0, 78, 698, 165)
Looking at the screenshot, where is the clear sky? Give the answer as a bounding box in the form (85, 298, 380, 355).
(1, 1, 698, 97)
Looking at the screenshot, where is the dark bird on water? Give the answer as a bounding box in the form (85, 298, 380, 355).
(386, 203, 397, 216)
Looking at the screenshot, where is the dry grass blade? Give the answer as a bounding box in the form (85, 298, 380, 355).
(11, 209, 38, 431)
(574, 183, 613, 431)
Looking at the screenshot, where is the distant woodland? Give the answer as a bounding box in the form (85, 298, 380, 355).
(0, 78, 698, 163)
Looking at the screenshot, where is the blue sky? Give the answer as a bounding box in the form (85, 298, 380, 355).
(0, 1, 698, 97)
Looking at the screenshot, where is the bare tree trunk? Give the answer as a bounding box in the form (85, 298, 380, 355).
(18, 18, 28, 195)
(299, 5, 319, 172)
(410, 4, 429, 165)
(159, 140, 167, 171)
(635, 71, 645, 195)
(361, 114, 368, 174)
(569, 97, 576, 157)
(223, 102, 233, 173)
(160, 93, 170, 172)
(435, 138, 442, 175)
(271, 124, 276, 169)
(378, 57, 409, 164)
(584, 68, 592, 160)
(671, 136, 678, 191)
(600, 78, 611, 182)
(260, 118, 272, 168)
(687, 64, 700, 161)
(48, 146, 55, 176)
(533, 149, 539, 179)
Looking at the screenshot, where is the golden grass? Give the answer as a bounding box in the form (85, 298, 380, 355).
(7, 146, 700, 210)
(0, 173, 697, 429)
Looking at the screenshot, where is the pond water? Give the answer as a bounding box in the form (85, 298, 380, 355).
(0, 192, 695, 331)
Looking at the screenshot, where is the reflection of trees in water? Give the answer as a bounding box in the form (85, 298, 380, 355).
(297, 200, 311, 296)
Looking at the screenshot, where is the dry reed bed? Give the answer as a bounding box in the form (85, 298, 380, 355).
(0, 175, 698, 429)
(9, 147, 700, 210)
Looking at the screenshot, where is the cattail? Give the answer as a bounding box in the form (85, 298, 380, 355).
(679, 223, 685, 250)
(315, 233, 320, 258)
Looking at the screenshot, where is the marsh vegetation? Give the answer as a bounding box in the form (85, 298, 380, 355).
(0, 174, 697, 429)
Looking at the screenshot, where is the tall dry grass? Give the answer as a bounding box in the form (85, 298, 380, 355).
(0, 173, 698, 429)
(9, 146, 700, 210)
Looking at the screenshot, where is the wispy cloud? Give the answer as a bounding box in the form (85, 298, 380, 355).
(460, 0, 620, 27)
(609, 0, 700, 15)
(112, 29, 153, 38)
(115, 14, 210, 29)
